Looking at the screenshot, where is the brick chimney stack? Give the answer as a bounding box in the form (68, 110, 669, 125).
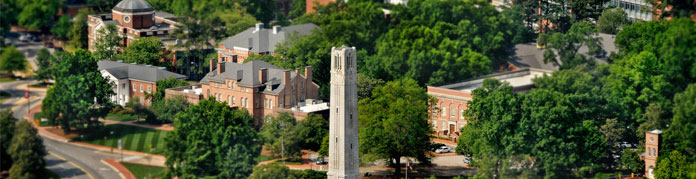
(259, 68, 268, 84)
(304, 66, 312, 84)
(217, 62, 225, 75)
(283, 70, 291, 89)
(209, 58, 215, 72)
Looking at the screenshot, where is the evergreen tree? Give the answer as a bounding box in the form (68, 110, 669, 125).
(8, 121, 47, 179)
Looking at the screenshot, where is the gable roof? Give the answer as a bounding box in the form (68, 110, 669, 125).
(219, 23, 318, 53)
(98, 60, 186, 83)
(200, 60, 300, 95)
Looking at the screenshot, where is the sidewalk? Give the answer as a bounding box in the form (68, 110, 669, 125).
(99, 119, 174, 131)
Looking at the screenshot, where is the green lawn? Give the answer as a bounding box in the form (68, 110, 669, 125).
(120, 162, 166, 179)
(254, 154, 274, 163)
(105, 113, 139, 121)
(79, 124, 168, 154)
(0, 77, 14, 83)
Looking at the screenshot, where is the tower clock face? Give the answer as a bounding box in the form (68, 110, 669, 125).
(124, 15, 131, 23)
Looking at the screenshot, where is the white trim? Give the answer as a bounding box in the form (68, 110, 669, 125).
(112, 10, 155, 16)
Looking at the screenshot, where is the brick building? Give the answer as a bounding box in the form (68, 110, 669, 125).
(98, 60, 186, 106)
(644, 130, 662, 179)
(216, 23, 317, 64)
(87, 0, 179, 52)
(427, 68, 552, 139)
(197, 59, 319, 127)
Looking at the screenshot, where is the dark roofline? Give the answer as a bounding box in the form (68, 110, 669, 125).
(113, 6, 155, 13)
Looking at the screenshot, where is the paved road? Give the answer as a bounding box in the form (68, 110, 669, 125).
(4, 32, 52, 71)
(3, 80, 126, 179)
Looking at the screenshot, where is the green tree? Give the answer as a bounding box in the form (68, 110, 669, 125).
(0, 46, 27, 77)
(70, 9, 90, 49)
(542, 21, 602, 70)
(653, 150, 696, 179)
(8, 120, 46, 179)
(289, 0, 305, 19)
(164, 98, 259, 178)
(51, 15, 73, 40)
(0, 0, 20, 44)
(648, 0, 696, 19)
(35, 48, 54, 82)
(170, 16, 226, 78)
(150, 77, 189, 102)
(17, 0, 61, 30)
(459, 77, 607, 178)
(0, 110, 16, 171)
(211, 9, 257, 37)
(238, 0, 276, 24)
(294, 114, 328, 151)
(259, 112, 302, 158)
(618, 149, 643, 173)
(357, 73, 384, 100)
(117, 37, 164, 66)
(664, 83, 696, 158)
(318, 135, 328, 157)
(359, 78, 434, 177)
(42, 50, 114, 132)
(92, 24, 121, 61)
(150, 95, 188, 123)
(597, 8, 629, 35)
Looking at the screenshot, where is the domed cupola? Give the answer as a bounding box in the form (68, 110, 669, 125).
(112, 0, 156, 29)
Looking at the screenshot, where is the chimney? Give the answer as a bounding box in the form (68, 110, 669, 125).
(217, 62, 225, 75)
(304, 66, 312, 84)
(295, 68, 300, 76)
(209, 58, 215, 72)
(283, 70, 291, 89)
(259, 68, 268, 84)
(272, 25, 281, 34)
(255, 23, 264, 32)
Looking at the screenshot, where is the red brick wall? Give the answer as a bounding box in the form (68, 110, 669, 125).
(129, 80, 156, 106)
(427, 86, 472, 138)
(306, 0, 335, 14)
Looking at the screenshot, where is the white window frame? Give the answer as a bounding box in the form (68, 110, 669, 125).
(147, 86, 151, 93)
(140, 85, 143, 92)
(451, 108, 456, 117)
(441, 107, 447, 117)
(132, 84, 136, 91)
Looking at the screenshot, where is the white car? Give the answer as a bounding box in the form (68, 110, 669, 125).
(436, 146, 451, 153)
(18, 34, 29, 42)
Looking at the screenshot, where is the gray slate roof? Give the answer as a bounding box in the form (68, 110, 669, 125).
(98, 61, 186, 82)
(219, 23, 318, 53)
(113, 0, 155, 13)
(200, 60, 298, 95)
(507, 33, 617, 71)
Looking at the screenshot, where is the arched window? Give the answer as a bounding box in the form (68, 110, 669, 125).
(228, 95, 231, 105)
(232, 96, 236, 105)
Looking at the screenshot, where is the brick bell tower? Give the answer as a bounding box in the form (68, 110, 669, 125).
(645, 130, 662, 179)
(112, 0, 155, 29)
(327, 46, 360, 179)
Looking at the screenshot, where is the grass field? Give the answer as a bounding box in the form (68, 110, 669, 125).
(79, 124, 168, 154)
(0, 76, 14, 83)
(105, 113, 139, 121)
(254, 154, 274, 163)
(120, 162, 166, 179)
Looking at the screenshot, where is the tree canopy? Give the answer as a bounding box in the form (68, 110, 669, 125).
(51, 15, 73, 40)
(117, 37, 165, 66)
(0, 110, 17, 171)
(42, 50, 114, 132)
(8, 120, 47, 179)
(92, 24, 121, 61)
(597, 8, 629, 35)
(16, 0, 61, 30)
(359, 78, 434, 177)
(0, 46, 27, 77)
(35, 48, 54, 82)
(541, 21, 602, 70)
(259, 112, 302, 158)
(165, 98, 259, 178)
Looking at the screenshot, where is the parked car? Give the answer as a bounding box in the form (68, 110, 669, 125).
(31, 35, 40, 42)
(436, 146, 451, 153)
(43, 42, 54, 48)
(18, 34, 29, 42)
(315, 157, 327, 165)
